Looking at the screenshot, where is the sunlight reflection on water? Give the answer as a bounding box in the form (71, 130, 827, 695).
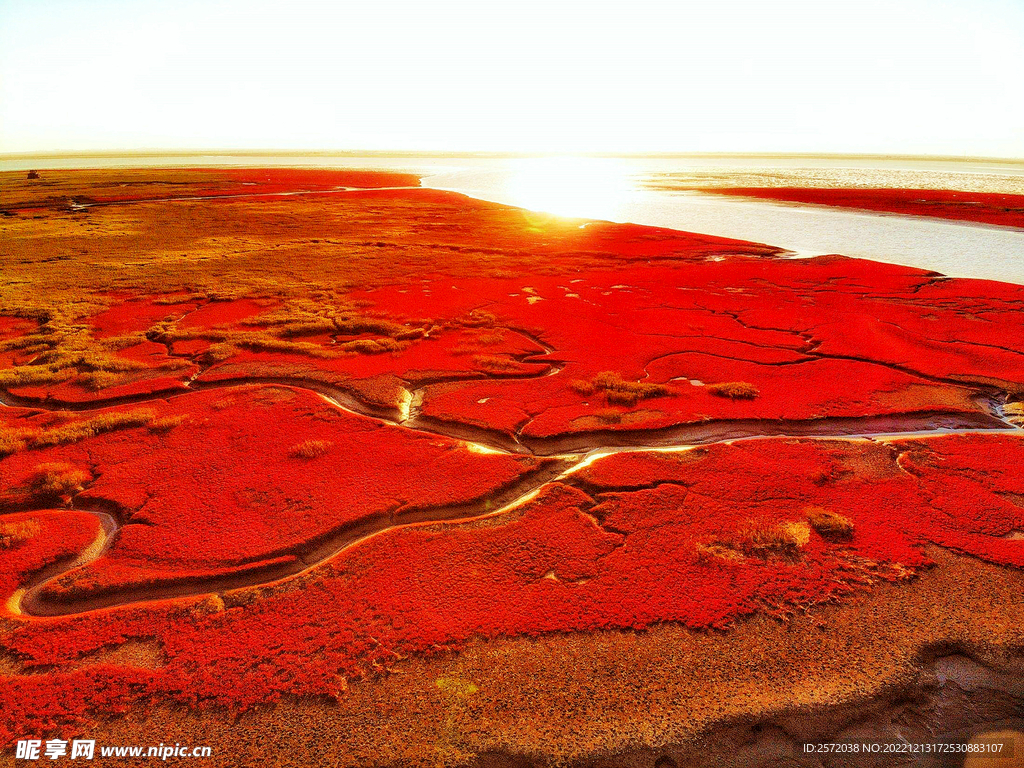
(499, 156, 637, 220)
(424, 156, 1024, 285)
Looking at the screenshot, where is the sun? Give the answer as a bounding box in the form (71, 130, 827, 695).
(501, 156, 636, 220)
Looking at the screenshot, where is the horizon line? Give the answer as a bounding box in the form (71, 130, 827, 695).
(3, 149, 1024, 165)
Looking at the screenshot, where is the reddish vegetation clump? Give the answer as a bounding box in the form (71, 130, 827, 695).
(702, 187, 1024, 228)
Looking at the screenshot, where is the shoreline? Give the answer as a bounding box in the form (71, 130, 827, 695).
(5, 158, 1024, 284)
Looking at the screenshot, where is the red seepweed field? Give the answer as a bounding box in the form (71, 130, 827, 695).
(1, 167, 1023, 766)
(699, 187, 1024, 229)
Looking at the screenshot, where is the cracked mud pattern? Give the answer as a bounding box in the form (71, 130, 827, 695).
(1, 168, 1023, 766)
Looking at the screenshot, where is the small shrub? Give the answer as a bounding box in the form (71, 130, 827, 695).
(708, 381, 759, 400)
(571, 371, 674, 406)
(604, 388, 644, 406)
(31, 462, 90, 496)
(738, 519, 811, 556)
(191, 594, 226, 615)
(288, 440, 333, 459)
(0, 517, 42, 548)
(472, 355, 524, 374)
(805, 506, 854, 540)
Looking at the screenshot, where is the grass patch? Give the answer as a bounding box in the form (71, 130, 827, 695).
(1, 409, 163, 456)
(339, 338, 406, 355)
(0, 318, 179, 394)
(203, 342, 236, 363)
(707, 381, 759, 400)
(694, 542, 745, 563)
(739, 519, 811, 555)
(473, 355, 526, 374)
(0, 425, 38, 456)
(805, 506, 854, 540)
(288, 439, 333, 459)
(148, 414, 190, 433)
(697, 519, 811, 563)
(573, 371, 673, 406)
(31, 409, 157, 448)
(31, 462, 91, 496)
(0, 517, 43, 548)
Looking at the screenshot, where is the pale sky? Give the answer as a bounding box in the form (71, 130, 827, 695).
(1, 0, 1023, 157)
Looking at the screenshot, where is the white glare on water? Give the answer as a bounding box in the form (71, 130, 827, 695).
(501, 157, 637, 221)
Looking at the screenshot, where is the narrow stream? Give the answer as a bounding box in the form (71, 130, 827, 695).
(4, 370, 1021, 617)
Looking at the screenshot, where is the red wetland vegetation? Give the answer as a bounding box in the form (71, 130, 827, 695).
(0, 167, 1022, 766)
(699, 187, 1024, 229)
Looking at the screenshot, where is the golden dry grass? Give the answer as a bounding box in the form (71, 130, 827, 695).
(471, 355, 525, 374)
(569, 371, 674, 406)
(740, 519, 811, 553)
(147, 414, 191, 433)
(0, 517, 42, 548)
(30, 409, 157, 448)
(697, 519, 812, 563)
(707, 381, 760, 400)
(805, 506, 855, 539)
(0, 425, 37, 456)
(694, 541, 745, 563)
(30, 462, 90, 496)
(288, 440, 334, 459)
(339, 338, 406, 355)
(1, 408, 163, 457)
